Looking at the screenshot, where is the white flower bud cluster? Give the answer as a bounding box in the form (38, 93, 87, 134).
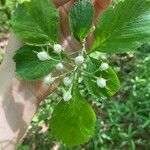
(97, 78, 106, 88)
(75, 55, 84, 65)
(56, 63, 64, 71)
(43, 75, 54, 86)
(53, 44, 64, 54)
(63, 77, 72, 86)
(37, 51, 49, 61)
(63, 91, 72, 102)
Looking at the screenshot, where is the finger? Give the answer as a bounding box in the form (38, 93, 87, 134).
(34, 80, 60, 102)
(54, 0, 72, 8)
(86, 32, 94, 49)
(58, 0, 76, 36)
(94, 0, 112, 20)
(86, 0, 112, 48)
(58, 6, 71, 37)
(58, 0, 81, 52)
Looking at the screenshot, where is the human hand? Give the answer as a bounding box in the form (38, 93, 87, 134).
(0, 0, 111, 149)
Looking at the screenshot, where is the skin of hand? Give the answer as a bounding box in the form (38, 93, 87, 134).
(0, 0, 111, 149)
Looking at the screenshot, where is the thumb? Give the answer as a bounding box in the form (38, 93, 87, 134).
(94, 0, 112, 20)
(86, 0, 112, 48)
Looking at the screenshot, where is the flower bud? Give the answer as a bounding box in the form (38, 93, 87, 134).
(56, 63, 64, 71)
(97, 78, 106, 88)
(75, 55, 84, 65)
(63, 77, 72, 86)
(43, 75, 54, 85)
(100, 63, 109, 70)
(63, 91, 72, 102)
(37, 51, 49, 61)
(53, 44, 64, 54)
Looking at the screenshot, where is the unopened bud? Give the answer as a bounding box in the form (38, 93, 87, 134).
(75, 55, 84, 65)
(53, 44, 64, 54)
(100, 63, 109, 70)
(63, 77, 72, 86)
(37, 51, 49, 61)
(43, 75, 54, 85)
(97, 78, 106, 88)
(56, 63, 64, 71)
(63, 91, 72, 102)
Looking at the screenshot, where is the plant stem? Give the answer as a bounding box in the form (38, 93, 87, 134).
(55, 70, 73, 80)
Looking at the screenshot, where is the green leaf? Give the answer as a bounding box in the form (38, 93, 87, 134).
(50, 86, 96, 146)
(84, 57, 120, 99)
(69, 0, 94, 42)
(11, 0, 59, 45)
(92, 0, 150, 53)
(14, 45, 60, 80)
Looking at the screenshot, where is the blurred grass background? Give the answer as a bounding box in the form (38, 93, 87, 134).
(0, 0, 150, 150)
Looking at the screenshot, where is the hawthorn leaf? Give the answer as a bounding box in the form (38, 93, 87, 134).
(50, 86, 96, 146)
(92, 0, 150, 53)
(13, 45, 60, 80)
(69, 0, 94, 42)
(84, 57, 120, 99)
(11, 0, 59, 45)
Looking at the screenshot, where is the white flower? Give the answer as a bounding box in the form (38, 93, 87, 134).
(97, 78, 106, 88)
(56, 63, 64, 71)
(43, 75, 54, 85)
(63, 91, 72, 102)
(37, 51, 49, 61)
(100, 63, 109, 70)
(53, 44, 64, 54)
(75, 55, 84, 65)
(63, 77, 72, 86)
